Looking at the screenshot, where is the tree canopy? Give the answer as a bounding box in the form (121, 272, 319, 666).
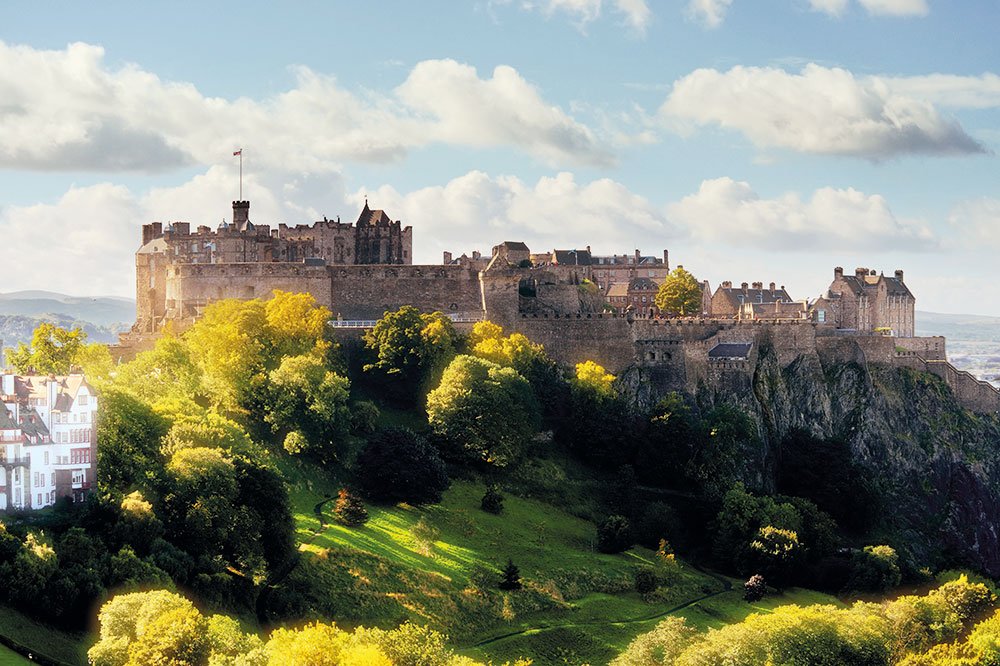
(654, 266, 703, 316)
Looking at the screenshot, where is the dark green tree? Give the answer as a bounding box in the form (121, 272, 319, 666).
(355, 428, 450, 505)
(481, 485, 505, 515)
(499, 559, 522, 590)
(334, 488, 369, 527)
(363, 306, 458, 403)
(597, 515, 633, 554)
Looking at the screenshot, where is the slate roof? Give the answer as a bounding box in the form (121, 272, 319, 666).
(628, 277, 659, 291)
(553, 249, 592, 265)
(708, 343, 753, 360)
(717, 286, 792, 307)
(19, 408, 49, 441)
(498, 241, 529, 251)
(356, 202, 394, 226)
(0, 408, 18, 430)
(607, 283, 629, 298)
(836, 273, 913, 299)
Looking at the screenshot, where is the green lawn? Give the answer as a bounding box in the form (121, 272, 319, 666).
(0, 604, 90, 666)
(0, 644, 28, 666)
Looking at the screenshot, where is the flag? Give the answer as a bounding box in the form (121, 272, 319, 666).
(233, 149, 242, 156)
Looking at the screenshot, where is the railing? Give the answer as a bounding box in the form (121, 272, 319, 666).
(329, 313, 484, 329)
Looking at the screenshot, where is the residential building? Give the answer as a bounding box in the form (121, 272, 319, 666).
(0, 373, 97, 510)
(817, 267, 916, 337)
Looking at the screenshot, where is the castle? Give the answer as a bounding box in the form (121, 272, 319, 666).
(125, 199, 999, 415)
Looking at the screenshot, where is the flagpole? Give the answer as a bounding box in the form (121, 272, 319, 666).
(239, 150, 243, 200)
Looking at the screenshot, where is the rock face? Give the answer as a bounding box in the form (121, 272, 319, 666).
(627, 332, 1000, 576)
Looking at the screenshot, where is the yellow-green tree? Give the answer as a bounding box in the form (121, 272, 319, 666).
(364, 306, 459, 403)
(5, 322, 87, 374)
(654, 266, 703, 316)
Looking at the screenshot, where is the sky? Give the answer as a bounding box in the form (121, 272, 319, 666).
(0, 1, 998, 314)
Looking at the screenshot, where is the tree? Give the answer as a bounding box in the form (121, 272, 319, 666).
(611, 617, 697, 666)
(334, 488, 369, 527)
(654, 266, 703, 316)
(747, 526, 802, 587)
(96, 389, 170, 495)
(426, 355, 540, 467)
(5, 322, 87, 374)
(499, 559, 522, 590)
(560, 361, 629, 465)
(267, 354, 351, 460)
(635, 567, 658, 594)
(363, 306, 458, 402)
(597, 515, 633, 554)
(355, 428, 450, 505)
(481, 485, 505, 515)
(847, 545, 902, 593)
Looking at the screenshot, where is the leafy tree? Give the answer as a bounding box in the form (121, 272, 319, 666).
(747, 526, 803, 588)
(654, 266, 703, 316)
(97, 389, 170, 495)
(334, 488, 369, 527)
(636, 392, 701, 488)
(75, 342, 115, 381)
(481, 485, 505, 515)
(711, 484, 802, 575)
(688, 405, 759, 499)
(355, 428, 450, 505)
(88, 590, 195, 666)
(499, 559, 522, 590)
(744, 574, 767, 602)
(597, 515, 633, 554)
(114, 334, 204, 406)
(610, 617, 697, 666)
(350, 400, 381, 435)
(363, 306, 458, 403)
(560, 361, 629, 465)
(847, 545, 902, 593)
(267, 354, 351, 460)
(427, 355, 540, 467)
(5, 322, 86, 374)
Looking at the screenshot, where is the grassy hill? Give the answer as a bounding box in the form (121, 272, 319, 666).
(274, 453, 841, 666)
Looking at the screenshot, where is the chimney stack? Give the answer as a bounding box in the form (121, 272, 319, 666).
(834, 266, 843, 279)
(741, 282, 749, 291)
(443, 251, 453, 265)
(895, 269, 904, 282)
(855, 267, 867, 279)
(769, 282, 776, 292)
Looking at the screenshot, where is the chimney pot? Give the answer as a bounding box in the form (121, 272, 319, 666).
(895, 269, 904, 281)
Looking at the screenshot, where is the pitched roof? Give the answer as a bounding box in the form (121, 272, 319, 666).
(553, 249, 592, 265)
(19, 408, 49, 440)
(716, 286, 792, 308)
(498, 241, 529, 251)
(356, 202, 394, 226)
(0, 407, 18, 431)
(607, 283, 629, 297)
(628, 277, 659, 291)
(708, 342, 753, 360)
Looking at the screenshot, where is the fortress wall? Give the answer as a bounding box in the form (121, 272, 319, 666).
(895, 335, 947, 361)
(166, 263, 332, 317)
(508, 315, 635, 373)
(328, 265, 481, 320)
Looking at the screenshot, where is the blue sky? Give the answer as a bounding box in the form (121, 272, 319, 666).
(0, 0, 998, 313)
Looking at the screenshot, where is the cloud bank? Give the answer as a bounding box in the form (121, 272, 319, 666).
(660, 64, 985, 158)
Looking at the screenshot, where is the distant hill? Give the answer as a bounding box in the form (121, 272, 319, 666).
(0, 291, 134, 350)
(0, 291, 134, 328)
(916, 310, 1000, 342)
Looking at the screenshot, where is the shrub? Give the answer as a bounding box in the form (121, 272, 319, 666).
(744, 574, 767, 602)
(350, 400, 381, 435)
(847, 544, 902, 593)
(597, 515, 633, 554)
(481, 485, 505, 515)
(635, 567, 658, 594)
(334, 488, 369, 527)
(355, 428, 450, 505)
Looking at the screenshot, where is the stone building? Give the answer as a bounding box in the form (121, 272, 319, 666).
(817, 267, 915, 337)
(0, 373, 97, 510)
(711, 282, 798, 319)
(134, 200, 412, 333)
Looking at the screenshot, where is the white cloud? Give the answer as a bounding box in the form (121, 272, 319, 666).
(857, 0, 928, 16)
(884, 73, 1000, 109)
(0, 41, 610, 173)
(660, 64, 984, 158)
(686, 0, 733, 28)
(667, 177, 936, 251)
(500, 0, 652, 33)
(948, 197, 1000, 248)
(396, 60, 612, 166)
(808, 0, 849, 16)
(350, 170, 676, 263)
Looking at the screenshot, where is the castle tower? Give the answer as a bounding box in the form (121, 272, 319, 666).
(232, 201, 250, 231)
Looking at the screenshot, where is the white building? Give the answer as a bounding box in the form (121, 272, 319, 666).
(0, 373, 97, 510)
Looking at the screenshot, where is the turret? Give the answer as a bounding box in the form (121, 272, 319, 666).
(233, 200, 250, 229)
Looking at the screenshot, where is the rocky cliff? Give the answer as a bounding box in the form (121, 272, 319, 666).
(627, 329, 1000, 576)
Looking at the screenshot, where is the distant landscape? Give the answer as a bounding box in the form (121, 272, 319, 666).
(0, 291, 134, 348)
(916, 310, 1000, 387)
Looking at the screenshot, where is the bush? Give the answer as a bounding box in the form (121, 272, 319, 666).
(355, 428, 450, 505)
(597, 515, 633, 554)
(481, 485, 505, 515)
(635, 567, 658, 594)
(334, 488, 368, 527)
(744, 574, 767, 602)
(350, 400, 381, 435)
(847, 545, 902, 593)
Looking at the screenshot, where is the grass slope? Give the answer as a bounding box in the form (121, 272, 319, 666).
(0, 604, 90, 666)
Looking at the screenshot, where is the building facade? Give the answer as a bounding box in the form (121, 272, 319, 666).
(817, 267, 916, 337)
(0, 373, 97, 511)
